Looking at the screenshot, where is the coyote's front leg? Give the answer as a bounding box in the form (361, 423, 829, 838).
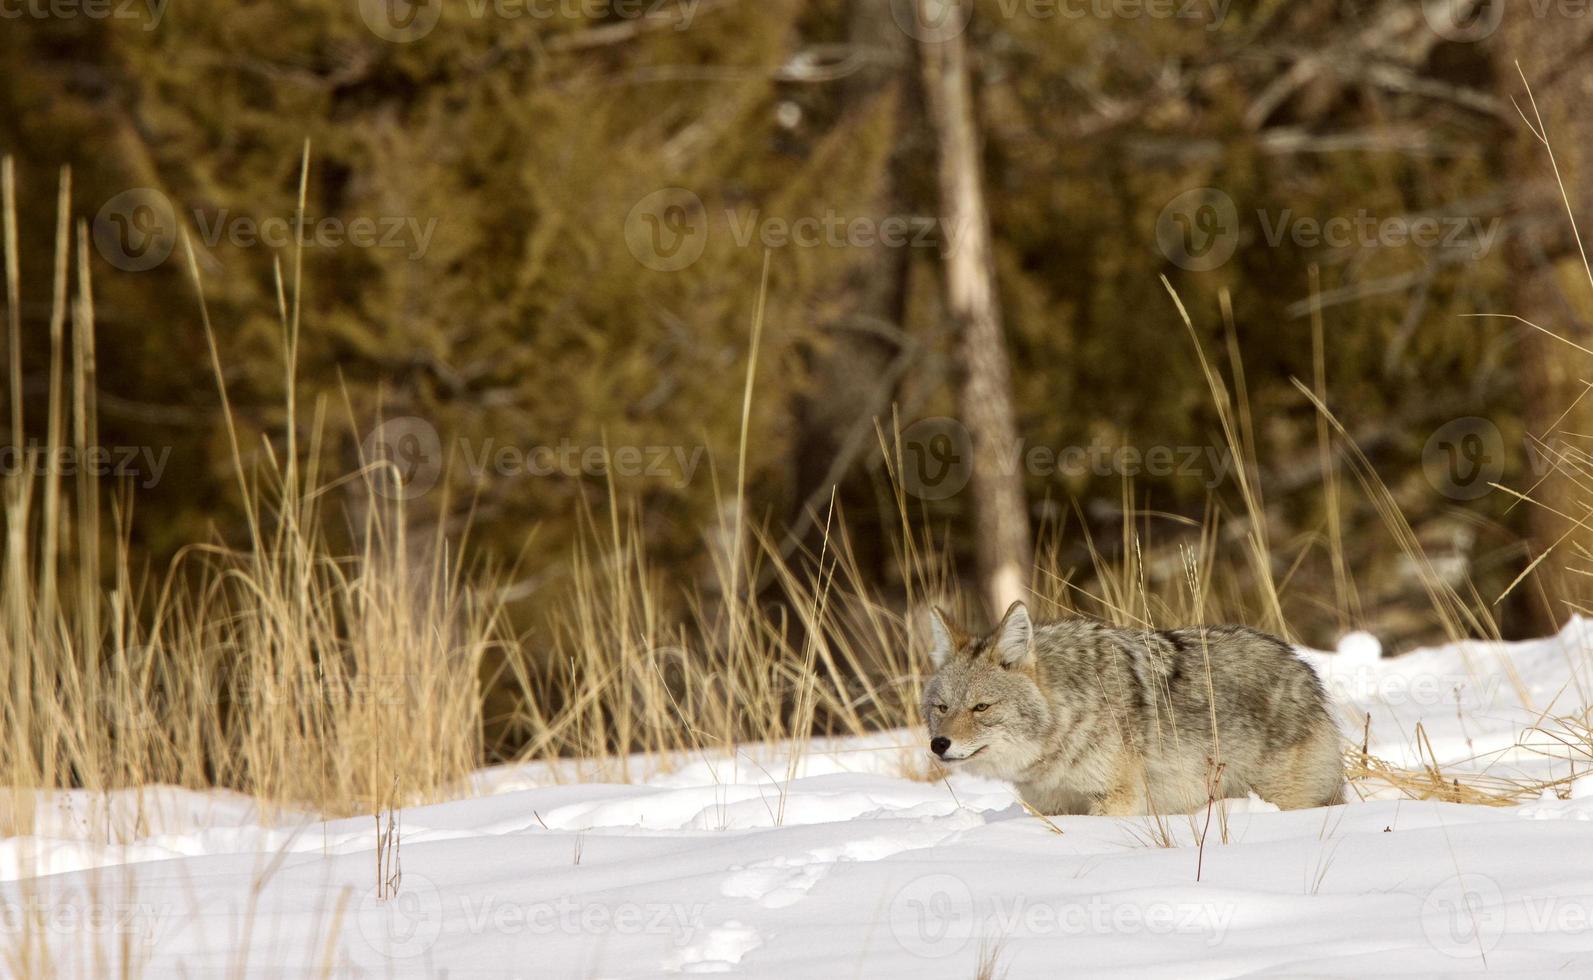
(1089, 754, 1147, 816)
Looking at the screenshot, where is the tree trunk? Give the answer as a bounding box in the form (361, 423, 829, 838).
(1494, 5, 1593, 627)
(915, 0, 1031, 614)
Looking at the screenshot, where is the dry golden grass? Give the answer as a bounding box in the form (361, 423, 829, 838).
(0, 161, 514, 830)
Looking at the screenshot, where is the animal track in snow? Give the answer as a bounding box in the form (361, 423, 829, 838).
(721, 814, 983, 909)
(664, 919, 761, 974)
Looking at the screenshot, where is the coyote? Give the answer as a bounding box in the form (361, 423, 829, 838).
(923, 602, 1344, 816)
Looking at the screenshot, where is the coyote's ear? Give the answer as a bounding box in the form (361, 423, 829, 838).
(993, 601, 1035, 669)
(927, 606, 959, 668)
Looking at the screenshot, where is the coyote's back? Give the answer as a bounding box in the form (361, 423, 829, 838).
(922, 603, 1343, 816)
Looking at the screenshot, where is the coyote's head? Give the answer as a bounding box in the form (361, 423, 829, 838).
(922, 601, 1053, 779)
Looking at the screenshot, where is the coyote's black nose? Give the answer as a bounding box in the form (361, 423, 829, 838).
(930, 736, 951, 757)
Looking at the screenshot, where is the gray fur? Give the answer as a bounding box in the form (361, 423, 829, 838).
(923, 602, 1345, 816)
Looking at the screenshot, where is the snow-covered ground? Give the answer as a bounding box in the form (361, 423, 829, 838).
(5, 622, 1593, 977)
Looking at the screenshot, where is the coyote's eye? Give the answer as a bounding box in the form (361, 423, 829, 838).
(972, 702, 991, 713)
(935, 704, 948, 714)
